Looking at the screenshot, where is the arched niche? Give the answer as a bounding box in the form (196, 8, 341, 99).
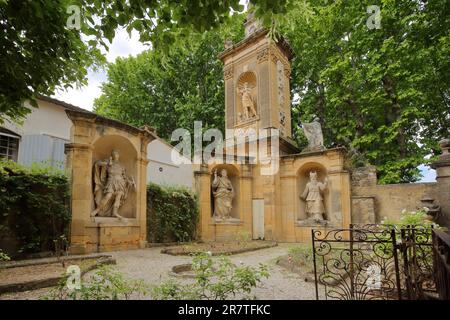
(92, 135, 138, 219)
(236, 71, 258, 123)
(210, 164, 241, 220)
(297, 162, 329, 221)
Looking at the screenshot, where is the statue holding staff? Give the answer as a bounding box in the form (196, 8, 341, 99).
(91, 150, 136, 219)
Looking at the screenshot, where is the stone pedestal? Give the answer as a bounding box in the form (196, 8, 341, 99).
(431, 139, 450, 228)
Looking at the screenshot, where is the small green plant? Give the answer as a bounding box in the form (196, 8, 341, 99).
(234, 230, 252, 245)
(287, 245, 314, 268)
(0, 250, 10, 262)
(381, 208, 440, 229)
(42, 266, 149, 300)
(152, 252, 269, 300)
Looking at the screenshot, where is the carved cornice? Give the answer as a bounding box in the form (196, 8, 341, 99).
(64, 143, 94, 153)
(224, 66, 233, 80)
(65, 110, 158, 142)
(257, 47, 269, 63)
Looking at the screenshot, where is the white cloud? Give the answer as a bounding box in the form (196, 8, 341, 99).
(418, 165, 436, 182)
(53, 28, 148, 111)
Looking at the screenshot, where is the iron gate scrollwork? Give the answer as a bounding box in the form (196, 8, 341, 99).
(312, 224, 437, 300)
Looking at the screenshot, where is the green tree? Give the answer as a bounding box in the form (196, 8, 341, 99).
(0, 0, 286, 123)
(0, 0, 104, 122)
(94, 14, 245, 140)
(281, 0, 450, 183)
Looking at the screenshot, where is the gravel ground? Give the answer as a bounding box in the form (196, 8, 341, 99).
(0, 243, 319, 300)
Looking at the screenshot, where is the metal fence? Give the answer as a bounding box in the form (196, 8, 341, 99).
(432, 230, 450, 300)
(312, 224, 438, 300)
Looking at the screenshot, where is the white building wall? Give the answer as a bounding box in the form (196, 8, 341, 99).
(3, 100, 71, 167)
(2, 98, 195, 189)
(147, 139, 194, 189)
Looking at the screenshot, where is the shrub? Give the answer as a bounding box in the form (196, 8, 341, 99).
(0, 160, 70, 257)
(381, 208, 442, 229)
(152, 253, 269, 300)
(288, 245, 314, 268)
(147, 183, 198, 243)
(0, 249, 10, 262)
(43, 265, 149, 300)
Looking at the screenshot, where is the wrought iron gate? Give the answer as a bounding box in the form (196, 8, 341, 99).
(312, 224, 437, 300)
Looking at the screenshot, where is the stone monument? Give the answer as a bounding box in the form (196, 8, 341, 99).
(238, 82, 257, 120)
(212, 168, 235, 220)
(65, 110, 156, 253)
(301, 118, 325, 151)
(91, 149, 136, 219)
(299, 171, 328, 225)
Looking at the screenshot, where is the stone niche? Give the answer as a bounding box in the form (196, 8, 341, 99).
(236, 71, 258, 125)
(195, 162, 253, 242)
(279, 148, 352, 242)
(210, 164, 241, 221)
(65, 110, 156, 254)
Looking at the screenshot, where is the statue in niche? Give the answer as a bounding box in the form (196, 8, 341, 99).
(212, 169, 234, 220)
(238, 82, 257, 120)
(301, 117, 325, 151)
(300, 171, 328, 224)
(91, 150, 136, 219)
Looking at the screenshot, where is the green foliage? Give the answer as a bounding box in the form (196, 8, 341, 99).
(288, 245, 314, 268)
(381, 208, 441, 229)
(147, 183, 199, 243)
(0, 0, 104, 122)
(0, 160, 70, 256)
(152, 252, 269, 300)
(0, 249, 10, 262)
(94, 14, 245, 140)
(2, 0, 286, 123)
(234, 231, 252, 244)
(281, 0, 450, 183)
(43, 265, 149, 300)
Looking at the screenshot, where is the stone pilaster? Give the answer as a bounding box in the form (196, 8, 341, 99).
(431, 139, 450, 228)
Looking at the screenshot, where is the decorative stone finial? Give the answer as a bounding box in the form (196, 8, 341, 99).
(439, 138, 450, 159)
(431, 138, 450, 169)
(224, 39, 233, 50)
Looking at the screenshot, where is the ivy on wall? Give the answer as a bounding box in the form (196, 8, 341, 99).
(147, 183, 198, 243)
(0, 161, 71, 256)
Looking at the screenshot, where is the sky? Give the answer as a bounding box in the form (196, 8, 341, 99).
(53, 28, 148, 111)
(52, 12, 437, 183)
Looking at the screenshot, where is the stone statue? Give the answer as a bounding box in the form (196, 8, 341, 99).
(212, 169, 234, 220)
(91, 150, 136, 219)
(301, 118, 325, 151)
(300, 171, 328, 223)
(238, 82, 257, 120)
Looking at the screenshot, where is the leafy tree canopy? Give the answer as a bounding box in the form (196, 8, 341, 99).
(281, 0, 450, 183)
(0, 0, 281, 123)
(94, 14, 245, 139)
(96, 0, 450, 184)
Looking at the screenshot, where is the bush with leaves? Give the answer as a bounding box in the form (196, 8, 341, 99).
(147, 183, 198, 243)
(0, 160, 70, 257)
(152, 253, 269, 300)
(0, 249, 10, 262)
(43, 265, 149, 300)
(381, 208, 441, 229)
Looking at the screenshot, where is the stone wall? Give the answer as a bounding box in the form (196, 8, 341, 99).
(351, 166, 439, 224)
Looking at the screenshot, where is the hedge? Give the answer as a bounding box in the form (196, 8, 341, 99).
(0, 161, 71, 257)
(147, 183, 198, 243)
